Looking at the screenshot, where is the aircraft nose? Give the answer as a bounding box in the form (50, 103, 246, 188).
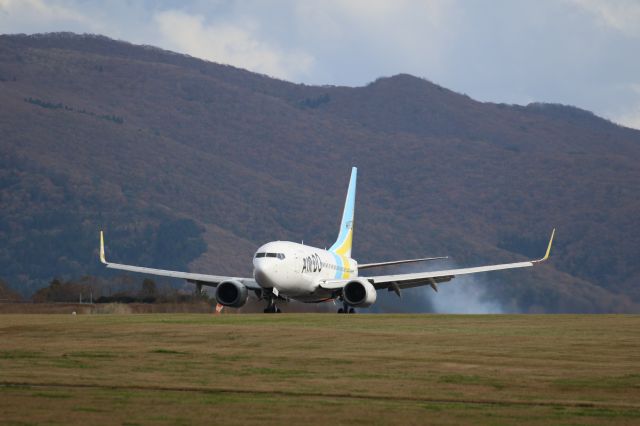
(253, 260, 277, 288)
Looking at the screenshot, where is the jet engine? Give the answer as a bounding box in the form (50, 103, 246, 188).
(342, 279, 377, 307)
(215, 280, 248, 308)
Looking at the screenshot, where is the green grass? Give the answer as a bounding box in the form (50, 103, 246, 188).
(149, 348, 186, 354)
(0, 350, 42, 359)
(0, 314, 639, 425)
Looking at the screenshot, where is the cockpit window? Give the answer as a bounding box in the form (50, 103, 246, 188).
(255, 252, 285, 260)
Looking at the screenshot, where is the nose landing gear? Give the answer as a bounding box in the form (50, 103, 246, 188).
(263, 292, 282, 313)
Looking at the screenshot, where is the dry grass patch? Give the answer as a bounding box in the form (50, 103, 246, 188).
(0, 314, 639, 425)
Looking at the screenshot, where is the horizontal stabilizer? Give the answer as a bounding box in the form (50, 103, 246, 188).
(358, 256, 448, 270)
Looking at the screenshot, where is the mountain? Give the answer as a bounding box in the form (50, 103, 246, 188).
(1, 32, 639, 312)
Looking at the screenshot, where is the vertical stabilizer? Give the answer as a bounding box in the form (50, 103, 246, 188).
(329, 167, 357, 258)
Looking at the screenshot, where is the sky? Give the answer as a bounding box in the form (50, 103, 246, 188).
(1, 0, 640, 129)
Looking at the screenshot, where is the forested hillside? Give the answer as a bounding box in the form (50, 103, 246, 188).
(1, 33, 638, 312)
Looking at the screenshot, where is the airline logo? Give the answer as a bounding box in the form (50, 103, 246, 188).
(302, 253, 322, 273)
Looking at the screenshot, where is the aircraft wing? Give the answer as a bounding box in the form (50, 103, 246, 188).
(99, 232, 260, 289)
(321, 229, 555, 292)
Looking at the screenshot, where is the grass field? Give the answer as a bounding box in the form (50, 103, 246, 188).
(1, 314, 639, 425)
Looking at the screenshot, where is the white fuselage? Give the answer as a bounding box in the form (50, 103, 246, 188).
(252, 241, 358, 302)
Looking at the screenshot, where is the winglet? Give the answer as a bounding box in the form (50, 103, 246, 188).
(533, 228, 555, 263)
(99, 231, 107, 264)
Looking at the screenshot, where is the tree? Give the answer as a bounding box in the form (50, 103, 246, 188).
(140, 278, 157, 302)
(32, 278, 88, 303)
(0, 279, 21, 302)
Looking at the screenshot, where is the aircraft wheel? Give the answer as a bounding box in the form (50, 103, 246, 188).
(337, 308, 344, 314)
(275, 307, 282, 313)
(348, 308, 356, 314)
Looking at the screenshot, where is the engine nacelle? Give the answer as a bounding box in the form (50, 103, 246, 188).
(215, 280, 248, 308)
(343, 279, 377, 308)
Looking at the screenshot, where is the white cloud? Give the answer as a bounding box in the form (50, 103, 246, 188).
(292, 0, 455, 79)
(571, 0, 640, 37)
(0, 0, 96, 32)
(296, 0, 447, 30)
(613, 83, 640, 129)
(1, 0, 639, 130)
(153, 9, 314, 80)
(616, 108, 640, 130)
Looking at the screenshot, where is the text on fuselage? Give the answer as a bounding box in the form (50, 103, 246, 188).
(302, 253, 322, 273)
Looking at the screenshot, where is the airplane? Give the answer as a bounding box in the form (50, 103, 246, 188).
(99, 167, 555, 313)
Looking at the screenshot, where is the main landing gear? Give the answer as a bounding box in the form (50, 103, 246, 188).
(337, 300, 356, 314)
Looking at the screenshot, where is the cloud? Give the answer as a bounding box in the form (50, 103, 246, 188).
(571, 0, 640, 37)
(616, 109, 640, 129)
(1, 0, 639, 130)
(292, 0, 455, 81)
(294, 0, 449, 34)
(153, 9, 314, 80)
(613, 84, 640, 129)
(0, 0, 95, 32)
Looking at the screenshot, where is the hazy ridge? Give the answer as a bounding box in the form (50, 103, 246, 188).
(1, 32, 639, 312)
